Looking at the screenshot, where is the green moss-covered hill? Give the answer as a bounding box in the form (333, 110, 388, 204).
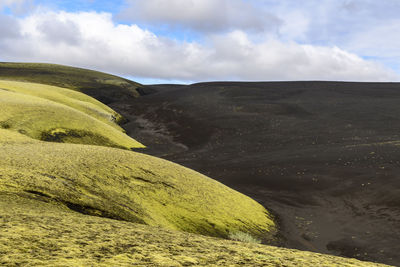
(0, 129, 275, 239)
(0, 62, 142, 103)
(0, 80, 144, 149)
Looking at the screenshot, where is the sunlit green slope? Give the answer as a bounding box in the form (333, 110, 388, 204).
(0, 193, 390, 266)
(0, 80, 144, 149)
(0, 62, 142, 103)
(0, 129, 276, 240)
(0, 80, 125, 126)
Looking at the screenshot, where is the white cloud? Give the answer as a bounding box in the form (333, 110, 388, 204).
(261, 0, 400, 53)
(0, 0, 34, 15)
(346, 20, 400, 56)
(0, 10, 397, 82)
(118, 0, 400, 74)
(0, 0, 26, 6)
(120, 0, 282, 34)
(206, 32, 397, 81)
(0, 14, 20, 39)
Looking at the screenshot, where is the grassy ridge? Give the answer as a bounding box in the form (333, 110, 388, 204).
(0, 80, 144, 149)
(0, 193, 390, 266)
(0, 129, 276, 240)
(0, 62, 142, 103)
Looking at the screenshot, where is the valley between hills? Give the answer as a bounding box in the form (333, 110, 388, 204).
(0, 62, 397, 266)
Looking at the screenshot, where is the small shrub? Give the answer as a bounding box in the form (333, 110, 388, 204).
(0, 121, 11, 129)
(228, 231, 262, 244)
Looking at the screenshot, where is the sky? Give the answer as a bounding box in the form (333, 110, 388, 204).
(1, 0, 400, 84)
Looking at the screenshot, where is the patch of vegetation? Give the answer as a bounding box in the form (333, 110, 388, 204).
(0, 121, 11, 129)
(0, 62, 143, 103)
(0, 193, 389, 266)
(0, 129, 276, 240)
(39, 128, 118, 147)
(0, 80, 144, 149)
(229, 231, 262, 244)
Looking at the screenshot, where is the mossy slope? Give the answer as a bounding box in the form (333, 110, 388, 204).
(0, 62, 142, 103)
(0, 193, 390, 267)
(0, 80, 144, 149)
(0, 129, 275, 240)
(0, 80, 125, 127)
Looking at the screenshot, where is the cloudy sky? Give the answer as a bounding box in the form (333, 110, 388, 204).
(1, 0, 400, 84)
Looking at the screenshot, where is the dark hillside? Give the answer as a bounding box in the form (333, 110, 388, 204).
(113, 81, 400, 266)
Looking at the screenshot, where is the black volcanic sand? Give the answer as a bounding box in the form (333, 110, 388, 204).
(110, 82, 400, 266)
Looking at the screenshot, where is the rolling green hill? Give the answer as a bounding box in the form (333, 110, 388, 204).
(0, 80, 125, 127)
(0, 80, 144, 149)
(0, 129, 276, 240)
(0, 62, 142, 103)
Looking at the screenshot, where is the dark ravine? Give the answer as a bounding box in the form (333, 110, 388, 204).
(108, 81, 400, 266)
